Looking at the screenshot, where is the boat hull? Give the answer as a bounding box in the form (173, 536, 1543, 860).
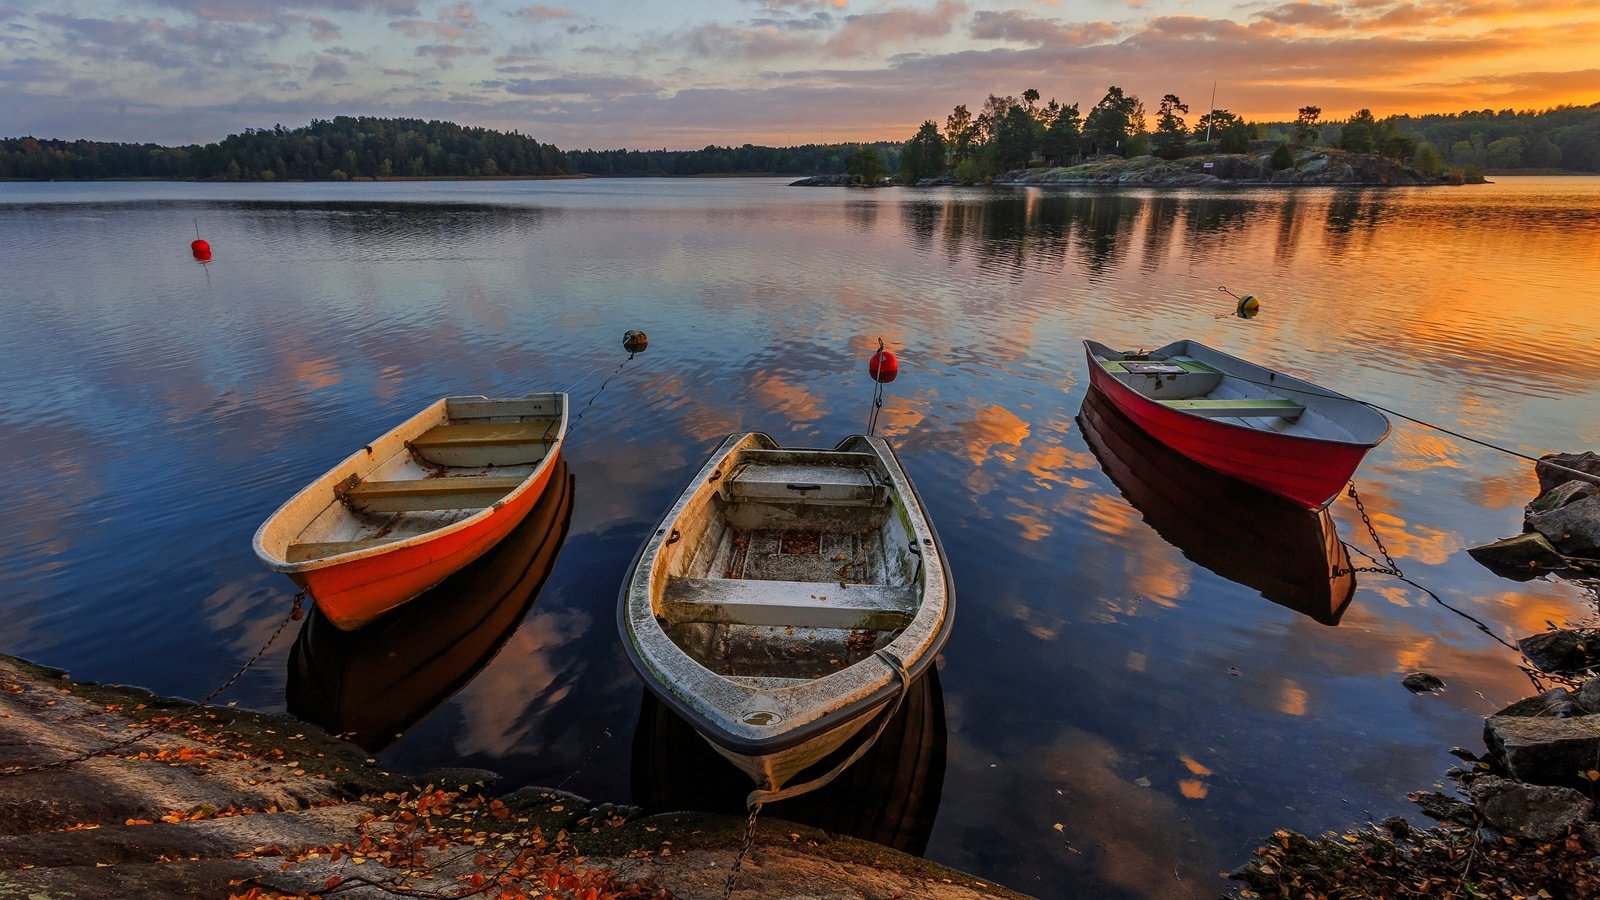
(1085, 347, 1373, 509)
(287, 461, 574, 748)
(619, 433, 954, 801)
(1078, 390, 1356, 624)
(290, 450, 559, 630)
(631, 666, 946, 855)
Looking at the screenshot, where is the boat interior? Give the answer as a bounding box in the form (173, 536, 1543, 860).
(657, 444, 924, 683)
(282, 396, 562, 564)
(1089, 341, 1366, 442)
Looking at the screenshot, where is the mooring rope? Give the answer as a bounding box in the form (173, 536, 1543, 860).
(565, 352, 634, 436)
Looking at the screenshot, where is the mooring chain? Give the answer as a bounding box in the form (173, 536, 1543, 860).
(722, 801, 764, 899)
(1332, 482, 1404, 578)
(0, 593, 304, 778)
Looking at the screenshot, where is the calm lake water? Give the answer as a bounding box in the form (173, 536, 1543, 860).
(3, 176, 1599, 897)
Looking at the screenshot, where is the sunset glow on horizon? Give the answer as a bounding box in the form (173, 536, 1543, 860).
(2, 0, 1597, 148)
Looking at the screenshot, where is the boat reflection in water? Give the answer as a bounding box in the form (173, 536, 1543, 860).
(631, 666, 947, 856)
(287, 460, 574, 750)
(1077, 390, 1357, 626)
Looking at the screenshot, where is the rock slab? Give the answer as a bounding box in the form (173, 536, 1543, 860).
(1527, 495, 1600, 556)
(1519, 629, 1600, 675)
(1485, 713, 1600, 789)
(1469, 775, 1594, 841)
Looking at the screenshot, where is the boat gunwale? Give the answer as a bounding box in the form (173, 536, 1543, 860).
(1083, 339, 1392, 451)
(617, 432, 955, 758)
(251, 392, 569, 575)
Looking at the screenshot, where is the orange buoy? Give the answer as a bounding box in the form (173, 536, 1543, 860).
(868, 344, 898, 383)
(191, 239, 212, 259)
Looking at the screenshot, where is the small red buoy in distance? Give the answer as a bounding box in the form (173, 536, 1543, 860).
(868, 339, 898, 384)
(191, 239, 211, 259)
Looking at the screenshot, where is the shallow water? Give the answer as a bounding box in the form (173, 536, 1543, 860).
(3, 176, 1599, 897)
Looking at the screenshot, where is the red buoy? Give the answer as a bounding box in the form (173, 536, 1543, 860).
(868, 345, 898, 384)
(191, 239, 212, 259)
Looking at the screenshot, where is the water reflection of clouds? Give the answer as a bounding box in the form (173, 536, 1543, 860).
(449, 607, 592, 759)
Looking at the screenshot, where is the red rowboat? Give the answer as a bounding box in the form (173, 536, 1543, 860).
(1083, 340, 1389, 510)
(253, 393, 567, 630)
(1077, 388, 1357, 625)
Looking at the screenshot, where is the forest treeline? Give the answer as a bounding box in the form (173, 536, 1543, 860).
(891, 88, 1600, 184)
(1, 117, 571, 180)
(4, 104, 1597, 181)
(564, 143, 900, 177)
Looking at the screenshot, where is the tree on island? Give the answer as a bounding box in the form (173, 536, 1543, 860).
(899, 121, 946, 184)
(1339, 109, 1378, 153)
(945, 105, 978, 166)
(1412, 142, 1444, 176)
(1040, 102, 1082, 165)
(993, 101, 1043, 170)
(1194, 109, 1239, 140)
(1084, 86, 1139, 155)
(1294, 106, 1322, 144)
(845, 144, 886, 184)
(1152, 94, 1190, 159)
(1219, 118, 1254, 153)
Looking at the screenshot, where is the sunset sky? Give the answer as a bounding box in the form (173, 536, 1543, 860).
(3, 0, 1597, 149)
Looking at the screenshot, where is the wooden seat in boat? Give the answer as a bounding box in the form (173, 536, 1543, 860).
(341, 475, 524, 513)
(408, 420, 556, 466)
(726, 464, 885, 505)
(662, 578, 916, 631)
(285, 535, 403, 562)
(411, 420, 558, 448)
(1100, 359, 1217, 375)
(1157, 398, 1305, 418)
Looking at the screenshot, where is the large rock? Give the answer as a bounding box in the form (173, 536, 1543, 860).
(1484, 714, 1600, 788)
(1467, 532, 1568, 577)
(1529, 479, 1600, 514)
(1493, 688, 1575, 718)
(1519, 628, 1600, 674)
(1527, 495, 1600, 556)
(1536, 451, 1600, 493)
(1581, 677, 1600, 714)
(1468, 776, 1593, 841)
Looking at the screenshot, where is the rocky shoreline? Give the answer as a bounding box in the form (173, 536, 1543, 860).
(0, 654, 1019, 899)
(794, 148, 1461, 189)
(1233, 453, 1600, 898)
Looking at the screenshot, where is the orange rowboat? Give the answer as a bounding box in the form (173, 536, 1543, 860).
(253, 393, 568, 630)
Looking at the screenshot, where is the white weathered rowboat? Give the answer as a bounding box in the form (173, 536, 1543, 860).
(253, 393, 567, 631)
(619, 433, 953, 805)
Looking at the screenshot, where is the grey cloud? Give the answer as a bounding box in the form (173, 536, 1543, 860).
(415, 43, 489, 68)
(514, 5, 574, 22)
(749, 11, 834, 31)
(826, 0, 967, 57)
(390, 18, 471, 40)
(969, 10, 1121, 46)
(501, 74, 660, 99)
(35, 13, 267, 70)
(310, 55, 348, 79)
(683, 22, 818, 58)
(1254, 1, 1355, 30)
(149, 0, 419, 22)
